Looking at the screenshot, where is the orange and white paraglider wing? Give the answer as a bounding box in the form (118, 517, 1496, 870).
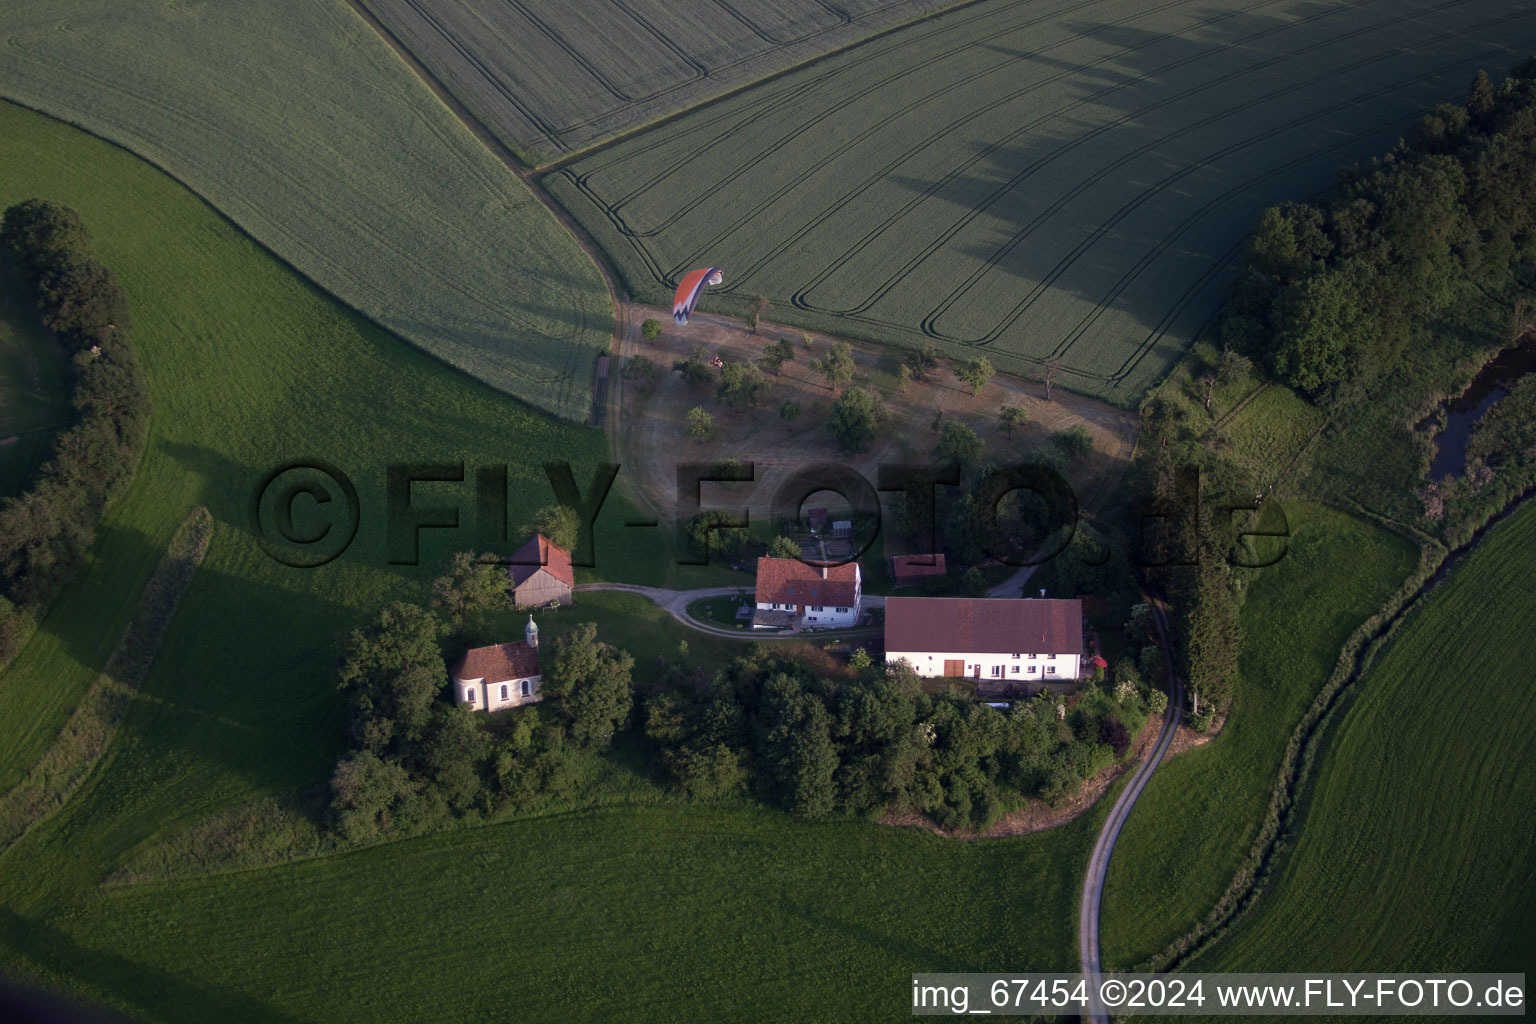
(672, 267, 724, 325)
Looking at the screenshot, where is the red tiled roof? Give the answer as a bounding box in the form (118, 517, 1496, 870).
(891, 553, 947, 581)
(884, 597, 1082, 655)
(755, 556, 859, 607)
(508, 534, 574, 588)
(450, 641, 540, 682)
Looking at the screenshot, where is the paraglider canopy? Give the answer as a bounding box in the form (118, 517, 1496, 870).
(673, 267, 724, 325)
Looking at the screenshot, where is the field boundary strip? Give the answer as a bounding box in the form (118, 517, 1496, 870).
(0, 507, 213, 858)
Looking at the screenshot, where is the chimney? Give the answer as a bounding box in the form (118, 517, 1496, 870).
(525, 614, 538, 649)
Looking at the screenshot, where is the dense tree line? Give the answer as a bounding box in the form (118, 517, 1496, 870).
(643, 649, 1150, 831)
(0, 200, 150, 663)
(1219, 63, 1536, 398)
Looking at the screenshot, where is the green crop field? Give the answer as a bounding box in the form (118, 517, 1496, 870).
(0, 102, 1101, 1023)
(1098, 502, 1418, 967)
(1192, 502, 1536, 974)
(548, 0, 1536, 404)
(0, 0, 611, 421)
(0, 262, 71, 497)
(359, 0, 961, 163)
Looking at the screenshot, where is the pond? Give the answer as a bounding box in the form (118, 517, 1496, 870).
(1426, 334, 1536, 480)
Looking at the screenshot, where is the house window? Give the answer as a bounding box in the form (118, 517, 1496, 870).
(1011, 666, 1020, 674)
(1011, 653, 1020, 659)
(1028, 666, 1037, 674)
(521, 679, 531, 697)
(1045, 666, 1055, 675)
(500, 683, 509, 701)
(835, 607, 847, 613)
(465, 688, 476, 703)
(811, 605, 824, 612)
(990, 666, 1002, 678)
(1028, 653, 1037, 659)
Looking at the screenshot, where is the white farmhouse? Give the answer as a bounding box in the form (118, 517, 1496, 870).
(753, 556, 862, 630)
(451, 617, 543, 712)
(884, 597, 1083, 682)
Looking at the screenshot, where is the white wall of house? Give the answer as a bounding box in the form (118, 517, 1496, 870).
(887, 651, 1081, 681)
(753, 600, 860, 628)
(453, 674, 543, 712)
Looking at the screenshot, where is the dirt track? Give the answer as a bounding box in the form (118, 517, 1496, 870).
(610, 305, 1138, 535)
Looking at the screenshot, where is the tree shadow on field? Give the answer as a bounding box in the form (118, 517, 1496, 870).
(0, 908, 309, 1024)
(780, 897, 970, 972)
(875, 0, 1528, 379)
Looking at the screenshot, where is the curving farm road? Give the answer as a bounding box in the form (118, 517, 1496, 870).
(1078, 592, 1186, 1023)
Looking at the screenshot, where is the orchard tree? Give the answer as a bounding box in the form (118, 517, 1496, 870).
(641, 318, 662, 341)
(686, 406, 715, 443)
(957, 356, 994, 396)
(826, 385, 882, 451)
(935, 420, 985, 472)
(717, 360, 769, 408)
(1039, 354, 1063, 401)
(748, 295, 773, 333)
(999, 404, 1026, 437)
(811, 341, 855, 391)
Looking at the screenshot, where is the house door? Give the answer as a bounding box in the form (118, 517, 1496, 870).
(972, 664, 980, 679)
(943, 659, 964, 677)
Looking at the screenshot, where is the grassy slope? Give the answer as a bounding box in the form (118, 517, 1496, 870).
(0, 102, 1093, 1023)
(547, 0, 1536, 404)
(0, 0, 610, 421)
(0, 262, 71, 496)
(1193, 502, 1536, 974)
(1098, 502, 1418, 967)
(0, 98, 662, 792)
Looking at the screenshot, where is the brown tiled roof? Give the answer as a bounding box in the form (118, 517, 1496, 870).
(755, 556, 859, 607)
(450, 641, 540, 682)
(891, 553, 947, 581)
(884, 597, 1082, 655)
(508, 533, 574, 588)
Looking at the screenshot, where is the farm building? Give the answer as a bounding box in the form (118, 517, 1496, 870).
(889, 553, 947, 587)
(451, 617, 542, 712)
(507, 533, 574, 607)
(884, 597, 1083, 682)
(753, 556, 861, 630)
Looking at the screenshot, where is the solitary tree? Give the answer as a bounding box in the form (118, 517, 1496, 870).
(999, 404, 1026, 438)
(897, 363, 914, 393)
(811, 341, 855, 391)
(748, 295, 773, 333)
(623, 354, 655, 380)
(826, 385, 882, 451)
(957, 356, 994, 396)
(686, 406, 716, 443)
(641, 318, 662, 341)
(779, 399, 801, 421)
(1039, 354, 1063, 401)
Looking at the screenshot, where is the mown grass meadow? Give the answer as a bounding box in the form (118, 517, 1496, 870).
(1098, 502, 1418, 967)
(549, 0, 1536, 404)
(1191, 501, 1536, 974)
(0, 0, 612, 420)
